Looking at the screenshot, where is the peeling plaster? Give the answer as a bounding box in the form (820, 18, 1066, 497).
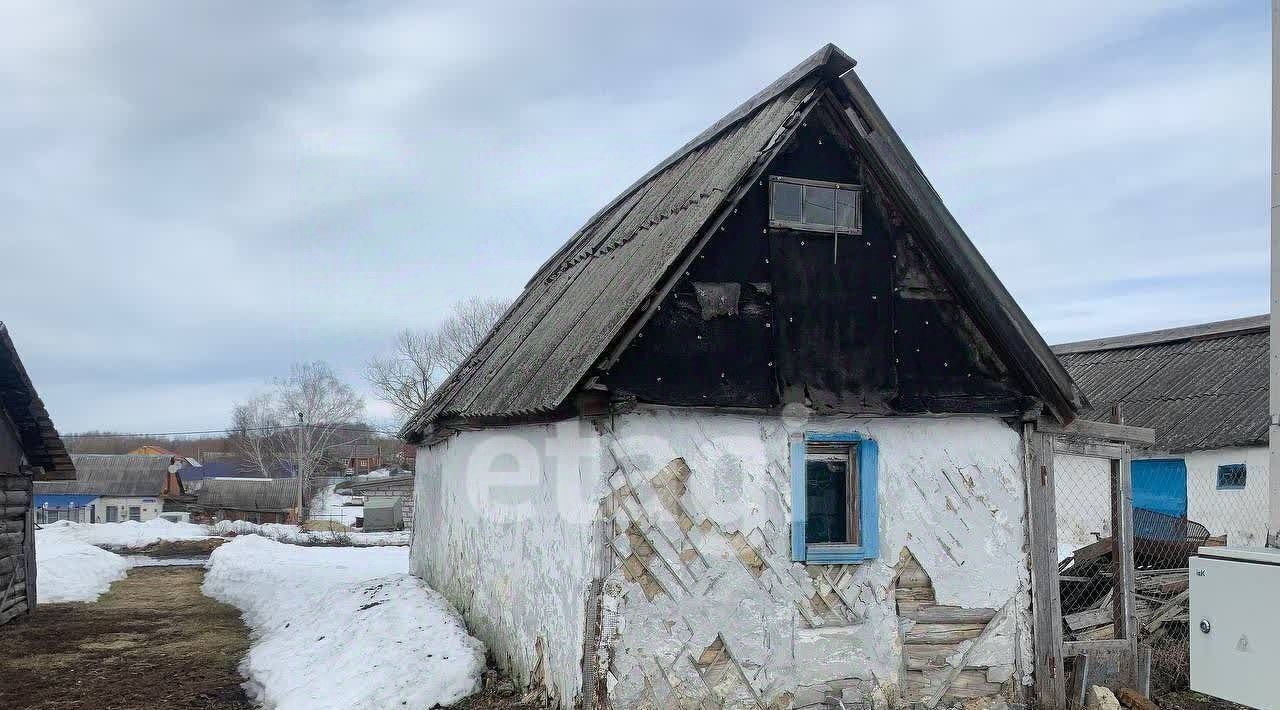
(410, 409, 1033, 709)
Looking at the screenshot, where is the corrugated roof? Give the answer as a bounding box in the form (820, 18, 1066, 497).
(34, 454, 173, 497)
(331, 444, 384, 459)
(195, 477, 297, 512)
(401, 43, 1082, 439)
(0, 322, 75, 479)
(1053, 315, 1268, 452)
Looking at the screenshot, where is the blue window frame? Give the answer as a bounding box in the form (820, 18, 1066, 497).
(1216, 463, 1246, 490)
(791, 431, 879, 564)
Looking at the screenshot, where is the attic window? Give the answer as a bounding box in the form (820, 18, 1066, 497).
(791, 432, 879, 564)
(1216, 463, 1246, 490)
(769, 176, 862, 234)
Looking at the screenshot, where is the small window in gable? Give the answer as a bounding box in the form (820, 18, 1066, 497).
(791, 432, 879, 564)
(1216, 463, 1246, 490)
(769, 176, 862, 234)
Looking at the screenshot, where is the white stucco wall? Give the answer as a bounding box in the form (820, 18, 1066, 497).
(411, 409, 1032, 708)
(1184, 446, 1270, 546)
(93, 496, 162, 522)
(410, 421, 604, 707)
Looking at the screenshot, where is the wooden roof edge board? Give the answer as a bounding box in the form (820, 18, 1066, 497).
(400, 47, 852, 441)
(521, 43, 854, 291)
(829, 70, 1085, 423)
(402, 44, 1085, 438)
(1052, 314, 1269, 355)
(0, 321, 75, 479)
(594, 84, 823, 377)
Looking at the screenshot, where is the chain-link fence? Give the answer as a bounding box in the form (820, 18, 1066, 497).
(1054, 447, 1125, 642)
(34, 505, 93, 524)
(1128, 447, 1269, 692)
(1055, 441, 1272, 692)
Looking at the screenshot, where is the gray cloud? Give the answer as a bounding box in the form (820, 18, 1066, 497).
(0, 0, 1267, 432)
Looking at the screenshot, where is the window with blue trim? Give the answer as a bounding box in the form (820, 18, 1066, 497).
(791, 432, 879, 564)
(1216, 463, 1246, 490)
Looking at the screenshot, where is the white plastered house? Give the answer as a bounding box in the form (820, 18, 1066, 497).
(402, 45, 1087, 709)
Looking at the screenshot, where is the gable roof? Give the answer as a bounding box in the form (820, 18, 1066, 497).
(35, 454, 173, 497)
(194, 477, 296, 513)
(402, 44, 1082, 440)
(1054, 315, 1268, 452)
(0, 322, 75, 478)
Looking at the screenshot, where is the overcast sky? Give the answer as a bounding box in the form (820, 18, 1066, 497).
(1, 1, 1269, 433)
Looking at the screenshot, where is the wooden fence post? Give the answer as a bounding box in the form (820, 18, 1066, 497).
(1026, 423, 1066, 708)
(1110, 407, 1139, 683)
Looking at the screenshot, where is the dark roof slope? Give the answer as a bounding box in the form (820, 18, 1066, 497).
(0, 323, 75, 479)
(1053, 315, 1268, 452)
(195, 477, 296, 512)
(402, 44, 1082, 439)
(35, 454, 172, 496)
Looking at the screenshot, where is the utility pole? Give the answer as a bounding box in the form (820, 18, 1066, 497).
(296, 411, 305, 525)
(1270, 0, 1280, 547)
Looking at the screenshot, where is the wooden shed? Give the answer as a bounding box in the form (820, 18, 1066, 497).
(192, 478, 297, 524)
(1, 322, 76, 626)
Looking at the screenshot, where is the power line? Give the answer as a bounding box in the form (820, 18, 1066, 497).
(62, 424, 401, 438)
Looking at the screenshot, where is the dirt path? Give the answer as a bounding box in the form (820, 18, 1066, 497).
(0, 566, 252, 710)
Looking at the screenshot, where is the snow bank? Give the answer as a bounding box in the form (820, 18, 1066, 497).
(40, 519, 212, 549)
(35, 532, 130, 603)
(203, 536, 484, 709)
(210, 520, 408, 546)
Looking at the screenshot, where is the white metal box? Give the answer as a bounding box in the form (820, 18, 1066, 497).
(1190, 546, 1280, 710)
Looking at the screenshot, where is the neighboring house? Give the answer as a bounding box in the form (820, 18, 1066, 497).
(401, 45, 1085, 709)
(34, 454, 183, 523)
(335, 474, 415, 531)
(395, 443, 416, 472)
(1054, 315, 1271, 548)
(329, 444, 386, 474)
(1, 322, 76, 625)
(179, 458, 261, 492)
(192, 477, 296, 524)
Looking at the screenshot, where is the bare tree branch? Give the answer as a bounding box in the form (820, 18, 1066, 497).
(231, 361, 365, 518)
(366, 296, 510, 421)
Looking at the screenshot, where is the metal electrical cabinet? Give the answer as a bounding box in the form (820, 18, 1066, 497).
(1190, 546, 1280, 710)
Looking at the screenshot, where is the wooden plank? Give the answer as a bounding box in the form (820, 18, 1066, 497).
(1052, 440, 1125, 460)
(905, 623, 987, 644)
(904, 643, 964, 671)
(897, 562, 932, 589)
(902, 605, 998, 625)
(1025, 425, 1066, 708)
(0, 490, 30, 506)
(1036, 417, 1155, 446)
(943, 670, 1004, 700)
(1110, 436, 1138, 683)
(0, 600, 27, 626)
(1065, 607, 1114, 632)
(23, 506, 34, 614)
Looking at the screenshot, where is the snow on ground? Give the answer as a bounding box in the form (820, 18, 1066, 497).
(308, 484, 363, 527)
(203, 536, 484, 710)
(210, 520, 409, 546)
(35, 531, 130, 603)
(39, 518, 213, 549)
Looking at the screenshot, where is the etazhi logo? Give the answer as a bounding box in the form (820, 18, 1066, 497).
(1236, 634, 1251, 652)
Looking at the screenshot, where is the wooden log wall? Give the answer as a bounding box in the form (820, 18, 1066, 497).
(896, 550, 1005, 706)
(0, 472, 33, 626)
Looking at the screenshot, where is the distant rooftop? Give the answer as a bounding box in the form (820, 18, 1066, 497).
(1053, 315, 1268, 452)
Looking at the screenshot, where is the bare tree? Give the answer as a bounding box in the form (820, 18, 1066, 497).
(366, 296, 510, 421)
(232, 361, 365, 519)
